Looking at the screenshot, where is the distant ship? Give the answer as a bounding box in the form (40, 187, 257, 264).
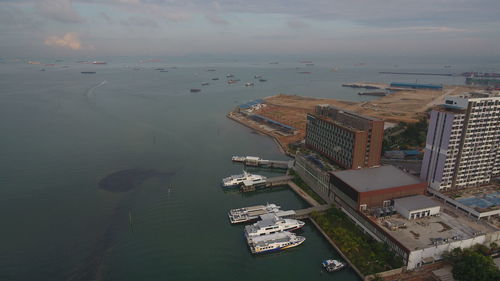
(201, 82, 210, 86)
(190, 88, 201, 93)
(92, 61, 107, 65)
(221, 171, 266, 188)
(247, 232, 305, 254)
(259, 78, 267, 82)
(81, 71, 96, 74)
(212, 78, 219, 81)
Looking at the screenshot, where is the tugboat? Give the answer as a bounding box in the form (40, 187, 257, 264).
(322, 259, 347, 272)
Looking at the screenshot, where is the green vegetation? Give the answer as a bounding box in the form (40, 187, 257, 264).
(445, 245, 500, 281)
(289, 169, 327, 205)
(383, 117, 428, 151)
(311, 208, 404, 275)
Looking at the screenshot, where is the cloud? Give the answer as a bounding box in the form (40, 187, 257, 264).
(120, 16, 159, 28)
(44, 32, 92, 50)
(35, 0, 84, 23)
(287, 19, 309, 29)
(205, 13, 229, 25)
(383, 26, 469, 33)
(100, 12, 114, 24)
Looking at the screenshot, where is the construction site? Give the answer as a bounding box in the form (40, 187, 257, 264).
(228, 83, 482, 153)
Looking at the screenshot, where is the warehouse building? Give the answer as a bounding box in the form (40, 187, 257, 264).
(330, 165, 427, 211)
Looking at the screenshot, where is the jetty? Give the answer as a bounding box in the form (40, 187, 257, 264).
(294, 205, 330, 219)
(232, 156, 293, 169)
(240, 175, 292, 192)
(342, 82, 384, 89)
(379, 71, 453, 76)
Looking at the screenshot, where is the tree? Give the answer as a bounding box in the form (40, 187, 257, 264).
(452, 251, 500, 281)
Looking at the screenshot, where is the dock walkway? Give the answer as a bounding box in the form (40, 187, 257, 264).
(232, 156, 293, 169)
(287, 181, 321, 207)
(295, 204, 330, 219)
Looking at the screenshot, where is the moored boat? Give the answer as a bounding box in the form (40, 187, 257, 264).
(221, 171, 266, 188)
(244, 214, 305, 238)
(228, 203, 282, 224)
(322, 259, 347, 272)
(247, 231, 305, 254)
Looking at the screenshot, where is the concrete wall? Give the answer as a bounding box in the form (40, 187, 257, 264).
(407, 235, 486, 269)
(293, 153, 334, 204)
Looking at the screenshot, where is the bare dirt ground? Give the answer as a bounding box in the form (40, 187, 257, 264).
(229, 85, 477, 152)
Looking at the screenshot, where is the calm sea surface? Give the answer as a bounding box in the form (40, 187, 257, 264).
(0, 58, 489, 281)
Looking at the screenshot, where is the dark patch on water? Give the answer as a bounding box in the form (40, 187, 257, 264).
(99, 169, 175, 192)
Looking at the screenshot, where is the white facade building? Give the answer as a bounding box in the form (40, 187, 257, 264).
(393, 195, 441, 219)
(421, 94, 500, 190)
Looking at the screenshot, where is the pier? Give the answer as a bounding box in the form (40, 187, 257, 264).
(294, 205, 330, 219)
(240, 175, 292, 192)
(232, 156, 293, 169)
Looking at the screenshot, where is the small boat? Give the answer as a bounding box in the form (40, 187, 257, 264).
(81, 71, 96, 74)
(201, 82, 210, 86)
(92, 61, 107, 65)
(245, 82, 254, 87)
(297, 71, 311, 74)
(155, 68, 165, 71)
(206, 69, 216, 72)
(226, 73, 234, 78)
(227, 79, 239, 84)
(254, 75, 262, 79)
(159, 70, 168, 72)
(322, 259, 347, 272)
(247, 231, 305, 254)
(259, 78, 267, 82)
(212, 78, 219, 80)
(40, 68, 46, 71)
(190, 88, 201, 93)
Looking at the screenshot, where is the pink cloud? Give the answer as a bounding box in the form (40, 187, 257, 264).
(44, 32, 92, 50)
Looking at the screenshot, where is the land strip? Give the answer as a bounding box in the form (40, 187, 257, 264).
(228, 84, 476, 153)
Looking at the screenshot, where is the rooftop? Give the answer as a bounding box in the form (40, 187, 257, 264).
(370, 198, 497, 251)
(394, 195, 440, 211)
(331, 165, 423, 192)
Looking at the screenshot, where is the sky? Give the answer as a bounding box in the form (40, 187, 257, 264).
(1, 0, 500, 58)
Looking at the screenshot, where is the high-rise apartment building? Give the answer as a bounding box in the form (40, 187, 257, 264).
(305, 105, 384, 169)
(421, 94, 500, 190)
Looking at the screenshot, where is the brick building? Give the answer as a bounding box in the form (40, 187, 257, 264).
(305, 104, 384, 169)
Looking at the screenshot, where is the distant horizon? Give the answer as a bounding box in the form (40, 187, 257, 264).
(1, 0, 500, 59)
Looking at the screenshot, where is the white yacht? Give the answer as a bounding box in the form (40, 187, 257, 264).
(228, 203, 281, 224)
(322, 259, 347, 272)
(247, 231, 305, 254)
(222, 171, 267, 188)
(244, 214, 305, 238)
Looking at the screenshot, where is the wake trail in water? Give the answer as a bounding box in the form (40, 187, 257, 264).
(84, 80, 107, 99)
